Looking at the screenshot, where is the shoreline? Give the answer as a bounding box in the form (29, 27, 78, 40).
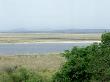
(0, 40, 101, 44)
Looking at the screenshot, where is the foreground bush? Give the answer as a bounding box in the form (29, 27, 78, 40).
(53, 32, 110, 82)
(102, 32, 110, 45)
(0, 67, 44, 82)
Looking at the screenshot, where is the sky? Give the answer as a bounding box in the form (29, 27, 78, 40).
(0, 0, 110, 31)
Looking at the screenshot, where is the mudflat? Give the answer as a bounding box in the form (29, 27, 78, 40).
(0, 33, 101, 43)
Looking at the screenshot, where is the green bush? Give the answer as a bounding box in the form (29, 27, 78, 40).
(0, 72, 13, 82)
(53, 32, 110, 82)
(101, 32, 110, 45)
(0, 67, 44, 82)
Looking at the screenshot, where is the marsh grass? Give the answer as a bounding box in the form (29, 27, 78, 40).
(0, 53, 65, 81)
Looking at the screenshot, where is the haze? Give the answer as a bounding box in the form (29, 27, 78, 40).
(0, 0, 110, 31)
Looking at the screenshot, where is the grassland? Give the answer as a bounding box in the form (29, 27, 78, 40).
(0, 54, 65, 79)
(0, 33, 101, 43)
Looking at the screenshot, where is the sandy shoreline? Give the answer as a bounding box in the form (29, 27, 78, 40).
(0, 41, 101, 44)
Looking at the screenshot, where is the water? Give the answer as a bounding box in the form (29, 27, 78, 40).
(0, 43, 91, 55)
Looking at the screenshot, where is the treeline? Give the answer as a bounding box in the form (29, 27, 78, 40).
(0, 32, 110, 82)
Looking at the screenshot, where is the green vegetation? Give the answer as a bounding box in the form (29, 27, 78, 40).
(0, 67, 45, 82)
(52, 32, 110, 82)
(102, 32, 110, 45)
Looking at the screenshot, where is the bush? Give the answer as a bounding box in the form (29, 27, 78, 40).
(101, 32, 110, 45)
(53, 32, 110, 82)
(0, 67, 44, 82)
(0, 72, 13, 82)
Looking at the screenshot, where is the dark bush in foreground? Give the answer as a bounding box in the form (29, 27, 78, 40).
(53, 33, 110, 82)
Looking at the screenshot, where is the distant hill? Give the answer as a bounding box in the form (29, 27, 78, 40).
(51, 29, 110, 33)
(8, 28, 31, 33)
(1, 28, 110, 33)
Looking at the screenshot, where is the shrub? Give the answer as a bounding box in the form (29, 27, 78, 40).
(53, 32, 110, 82)
(101, 32, 110, 45)
(0, 67, 44, 82)
(0, 72, 13, 82)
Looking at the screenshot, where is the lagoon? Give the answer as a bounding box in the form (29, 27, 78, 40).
(0, 42, 97, 55)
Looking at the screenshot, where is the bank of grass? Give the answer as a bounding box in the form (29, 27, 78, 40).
(0, 53, 65, 81)
(0, 33, 101, 43)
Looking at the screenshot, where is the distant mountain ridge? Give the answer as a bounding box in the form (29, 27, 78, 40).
(52, 29, 110, 33)
(1, 28, 110, 33)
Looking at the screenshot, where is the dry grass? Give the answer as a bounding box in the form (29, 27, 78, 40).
(0, 33, 101, 43)
(0, 54, 65, 76)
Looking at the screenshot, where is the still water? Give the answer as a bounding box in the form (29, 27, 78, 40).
(0, 43, 92, 55)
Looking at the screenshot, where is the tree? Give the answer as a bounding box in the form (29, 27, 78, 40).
(53, 32, 110, 82)
(101, 32, 110, 45)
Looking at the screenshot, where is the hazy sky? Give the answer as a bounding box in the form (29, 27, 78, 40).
(0, 0, 110, 31)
